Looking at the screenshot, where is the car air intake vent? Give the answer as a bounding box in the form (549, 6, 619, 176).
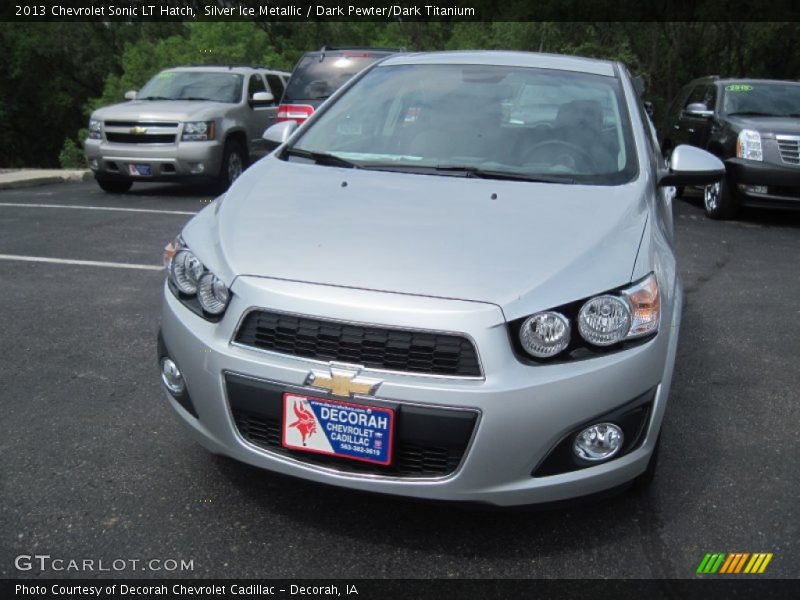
(234, 310, 482, 377)
(777, 135, 800, 165)
(104, 121, 179, 128)
(106, 133, 175, 144)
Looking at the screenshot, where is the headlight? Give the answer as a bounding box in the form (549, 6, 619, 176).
(736, 129, 762, 161)
(197, 273, 230, 315)
(88, 119, 102, 139)
(169, 249, 204, 294)
(578, 295, 632, 346)
(164, 237, 231, 319)
(181, 121, 216, 141)
(519, 311, 571, 358)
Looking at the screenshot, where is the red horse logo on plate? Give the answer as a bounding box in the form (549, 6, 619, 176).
(289, 401, 317, 446)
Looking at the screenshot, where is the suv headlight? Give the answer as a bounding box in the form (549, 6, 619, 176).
(88, 119, 102, 139)
(164, 237, 230, 319)
(181, 121, 216, 141)
(736, 129, 762, 161)
(514, 273, 660, 361)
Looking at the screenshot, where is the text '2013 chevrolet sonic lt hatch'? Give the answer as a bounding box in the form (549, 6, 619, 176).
(158, 51, 724, 506)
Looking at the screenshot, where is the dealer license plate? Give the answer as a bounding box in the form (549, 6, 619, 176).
(128, 163, 151, 176)
(281, 393, 394, 466)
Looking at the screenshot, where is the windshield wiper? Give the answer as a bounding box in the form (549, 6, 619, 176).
(181, 97, 216, 102)
(432, 165, 576, 183)
(727, 111, 778, 117)
(362, 163, 574, 183)
(282, 147, 359, 168)
(139, 96, 174, 101)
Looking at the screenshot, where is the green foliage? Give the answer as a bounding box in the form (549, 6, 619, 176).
(5, 21, 800, 168)
(58, 136, 86, 169)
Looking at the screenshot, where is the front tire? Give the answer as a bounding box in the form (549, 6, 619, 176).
(216, 139, 246, 192)
(96, 178, 132, 194)
(703, 177, 738, 220)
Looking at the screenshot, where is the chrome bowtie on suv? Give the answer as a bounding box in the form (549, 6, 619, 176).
(85, 65, 290, 193)
(158, 51, 723, 506)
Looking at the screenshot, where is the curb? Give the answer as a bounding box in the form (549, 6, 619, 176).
(0, 170, 93, 191)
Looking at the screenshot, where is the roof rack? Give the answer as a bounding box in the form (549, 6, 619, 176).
(175, 64, 277, 70)
(319, 46, 406, 52)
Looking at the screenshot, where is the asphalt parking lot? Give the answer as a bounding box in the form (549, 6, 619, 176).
(0, 180, 797, 579)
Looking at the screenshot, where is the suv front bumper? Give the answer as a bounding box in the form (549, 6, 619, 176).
(85, 138, 224, 182)
(726, 158, 800, 209)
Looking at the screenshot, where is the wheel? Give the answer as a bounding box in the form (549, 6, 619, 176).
(663, 147, 684, 199)
(631, 434, 660, 492)
(216, 139, 246, 192)
(703, 177, 739, 220)
(96, 178, 132, 194)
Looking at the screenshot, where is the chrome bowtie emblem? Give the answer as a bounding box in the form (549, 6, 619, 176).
(129, 126, 148, 135)
(305, 363, 382, 398)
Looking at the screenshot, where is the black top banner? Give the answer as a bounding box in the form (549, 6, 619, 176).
(3, 0, 800, 22)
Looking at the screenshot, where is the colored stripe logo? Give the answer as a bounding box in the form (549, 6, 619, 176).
(697, 552, 773, 574)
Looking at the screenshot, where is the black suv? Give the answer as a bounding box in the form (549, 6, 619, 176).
(661, 77, 800, 219)
(277, 46, 403, 126)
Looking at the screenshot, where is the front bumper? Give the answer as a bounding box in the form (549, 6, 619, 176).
(726, 158, 800, 209)
(159, 275, 681, 507)
(84, 138, 223, 182)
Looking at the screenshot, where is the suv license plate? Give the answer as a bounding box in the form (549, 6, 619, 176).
(128, 163, 151, 176)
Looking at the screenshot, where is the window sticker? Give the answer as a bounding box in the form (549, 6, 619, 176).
(725, 84, 753, 92)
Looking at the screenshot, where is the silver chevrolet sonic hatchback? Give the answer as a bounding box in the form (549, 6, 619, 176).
(158, 52, 724, 506)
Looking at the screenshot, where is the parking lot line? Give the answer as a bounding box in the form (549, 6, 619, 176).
(0, 254, 163, 271)
(0, 202, 197, 216)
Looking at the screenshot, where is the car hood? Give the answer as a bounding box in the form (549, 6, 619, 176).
(727, 115, 800, 135)
(211, 158, 648, 318)
(92, 100, 226, 122)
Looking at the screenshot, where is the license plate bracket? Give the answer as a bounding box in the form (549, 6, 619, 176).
(281, 393, 394, 466)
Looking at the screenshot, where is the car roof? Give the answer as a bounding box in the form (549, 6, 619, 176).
(690, 76, 800, 87)
(168, 65, 290, 76)
(380, 51, 617, 77)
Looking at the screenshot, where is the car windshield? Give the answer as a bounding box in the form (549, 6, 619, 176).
(284, 53, 389, 101)
(289, 64, 637, 185)
(138, 71, 243, 103)
(722, 82, 800, 117)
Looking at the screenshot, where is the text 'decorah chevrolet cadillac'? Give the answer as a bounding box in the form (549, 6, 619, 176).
(158, 51, 724, 506)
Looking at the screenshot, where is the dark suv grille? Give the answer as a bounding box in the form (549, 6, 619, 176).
(234, 311, 481, 377)
(777, 136, 800, 165)
(226, 373, 478, 478)
(106, 133, 176, 144)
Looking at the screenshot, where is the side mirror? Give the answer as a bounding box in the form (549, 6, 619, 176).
(124, 90, 137, 101)
(684, 102, 713, 118)
(658, 145, 725, 187)
(250, 91, 274, 107)
(263, 120, 298, 146)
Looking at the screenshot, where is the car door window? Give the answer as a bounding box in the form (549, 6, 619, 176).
(685, 85, 710, 110)
(248, 74, 266, 99)
(265, 75, 285, 102)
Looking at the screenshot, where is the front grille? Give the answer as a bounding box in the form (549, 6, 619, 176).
(777, 136, 800, 165)
(234, 311, 481, 377)
(105, 133, 175, 144)
(105, 121, 179, 128)
(226, 373, 477, 478)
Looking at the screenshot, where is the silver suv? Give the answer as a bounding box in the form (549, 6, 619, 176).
(84, 65, 290, 193)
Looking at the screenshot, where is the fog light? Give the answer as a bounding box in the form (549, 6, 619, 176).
(188, 162, 205, 174)
(738, 184, 767, 194)
(89, 158, 99, 170)
(161, 357, 185, 395)
(573, 423, 623, 462)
